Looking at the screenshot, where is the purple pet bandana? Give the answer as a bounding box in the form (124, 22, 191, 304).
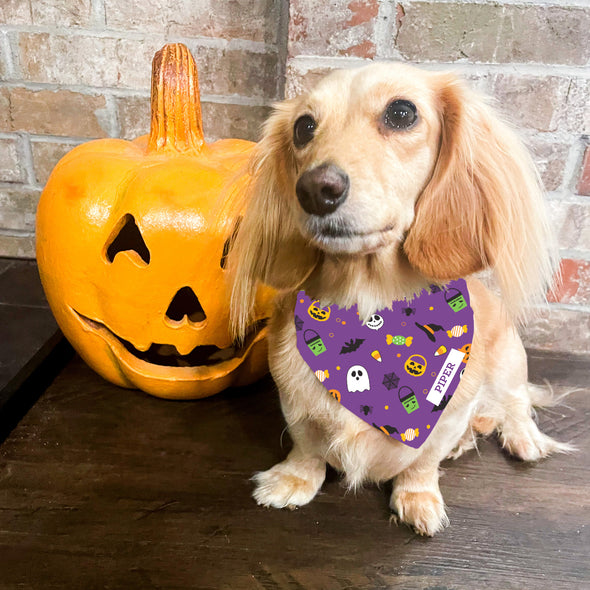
(294, 279, 474, 448)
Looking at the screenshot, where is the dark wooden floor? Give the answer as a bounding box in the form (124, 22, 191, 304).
(0, 259, 62, 421)
(0, 347, 588, 589)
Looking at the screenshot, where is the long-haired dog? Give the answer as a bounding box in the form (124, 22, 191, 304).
(229, 62, 572, 536)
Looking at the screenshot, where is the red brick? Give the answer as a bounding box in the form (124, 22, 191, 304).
(0, 186, 40, 232)
(31, 0, 92, 27)
(105, 0, 280, 44)
(548, 259, 590, 305)
(7, 87, 109, 138)
(0, 88, 10, 130)
(0, 234, 36, 258)
(395, 2, 590, 66)
(548, 200, 590, 253)
(0, 138, 24, 183)
(0, 0, 31, 24)
(289, 0, 378, 59)
(285, 62, 336, 99)
(522, 307, 590, 354)
(200, 102, 271, 142)
(525, 138, 569, 192)
(577, 147, 590, 196)
(116, 96, 150, 141)
(485, 74, 568, 133)
(347, 0, 379, 27)
(18, 33, 162, 89)
(0, 0, 91, 26)
(31, 141, 82, 186)
(18, 33, 280, 99)
(116, 96, 271, 142)
(562, 78, 590, 135)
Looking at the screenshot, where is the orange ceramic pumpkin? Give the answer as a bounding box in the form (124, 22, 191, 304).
(36, 43, 274, 399)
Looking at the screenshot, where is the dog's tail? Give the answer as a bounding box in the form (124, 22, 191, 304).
(528, 380, 579, 410)
(519, 381, 578, 456)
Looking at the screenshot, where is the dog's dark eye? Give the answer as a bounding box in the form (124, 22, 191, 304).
(383, 100, 418, 130)
(293, 115, 317, 148)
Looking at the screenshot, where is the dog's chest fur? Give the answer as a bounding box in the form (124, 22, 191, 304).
(268, 290, 477, 487)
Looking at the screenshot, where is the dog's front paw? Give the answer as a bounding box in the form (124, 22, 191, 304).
(252, 459, 325, 510)
(390, 489, 449, 537)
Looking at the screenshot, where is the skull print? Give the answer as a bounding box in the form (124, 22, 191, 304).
(366, 314, 384, 330)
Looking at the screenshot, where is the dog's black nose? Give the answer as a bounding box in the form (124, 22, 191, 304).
(296, 164, 349, 216)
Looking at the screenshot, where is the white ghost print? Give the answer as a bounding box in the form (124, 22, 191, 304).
(347, 365, 371, 392)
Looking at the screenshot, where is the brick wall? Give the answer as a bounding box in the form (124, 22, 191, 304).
(286, 0, 590, 354)
(0, 0, 288, 257)
(0, 0, 588, 352)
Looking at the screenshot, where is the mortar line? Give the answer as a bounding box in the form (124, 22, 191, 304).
(0, 81, 273, 106)
(559, 138, 587, 193)
(5, 31, 21, 80)
(0, 24, 276, 54)
(275, 0, 290, 100)
(90, 0, 106, 28)
(0, 228, 35, 237)
(102, 93, 120, 138)
(374, 0, 398, 61)
(0, 31, 15, 79)
(546, 191, 590, 205)
(0, 132, 87, 143)
(287, 55, 590, 78)
(13, 132, 36, 186)
(558, 249, 590, 263)
(547, 301, 590, 314)
(400, 0, 590, 7)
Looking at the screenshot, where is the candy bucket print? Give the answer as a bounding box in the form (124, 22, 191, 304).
(445, 287, 468, 312)
(304, 329, 327, 356)
(294, 279, 475, 449)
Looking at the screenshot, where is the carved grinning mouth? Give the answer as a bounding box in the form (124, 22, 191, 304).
(74, 311, 268, 368)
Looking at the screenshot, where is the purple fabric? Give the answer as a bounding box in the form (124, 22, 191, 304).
(294, 279, 474, 448)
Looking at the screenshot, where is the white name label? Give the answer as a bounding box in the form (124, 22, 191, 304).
(426, 348, 466, 406)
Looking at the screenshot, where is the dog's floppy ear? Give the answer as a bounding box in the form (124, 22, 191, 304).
(403, 73, 558, 314)
(230, 101, 319, 338)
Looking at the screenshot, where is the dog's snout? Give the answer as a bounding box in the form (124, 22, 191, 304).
(296, 164, 349, 216)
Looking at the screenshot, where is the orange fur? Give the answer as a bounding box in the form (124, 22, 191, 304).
(229, 63, 572, 536)
(404, 74, 558, 314)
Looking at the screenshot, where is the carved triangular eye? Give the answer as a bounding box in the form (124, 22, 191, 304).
(166, 286, 206, 323)
(106, 214, 150, 264)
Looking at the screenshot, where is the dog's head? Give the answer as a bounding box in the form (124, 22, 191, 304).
(230, 63, 557, 334)
(275, 65, 445, 258)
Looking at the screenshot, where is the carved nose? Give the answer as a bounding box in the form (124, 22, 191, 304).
(295, 164, 349, 216)
(166, 287, 206, 323)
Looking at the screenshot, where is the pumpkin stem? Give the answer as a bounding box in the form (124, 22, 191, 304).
(147, 43, 206, 154)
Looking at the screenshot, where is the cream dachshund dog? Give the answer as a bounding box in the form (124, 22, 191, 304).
(229, 62, 572, 536)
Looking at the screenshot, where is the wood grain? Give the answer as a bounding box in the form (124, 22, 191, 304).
(0, 353, 588, 590)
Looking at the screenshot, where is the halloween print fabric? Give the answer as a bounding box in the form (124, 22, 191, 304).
(294, 279, 474, 449)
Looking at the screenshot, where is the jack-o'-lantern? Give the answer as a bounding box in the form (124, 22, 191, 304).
(36, 44, 274, 399)
(404, 354, 427, 377)
(308, 301, 331, 321)
(329, 389, 341, 402)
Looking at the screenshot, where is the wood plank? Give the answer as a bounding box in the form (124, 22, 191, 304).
(0, 260, 69, 441)
(0, 354, 588, 589)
